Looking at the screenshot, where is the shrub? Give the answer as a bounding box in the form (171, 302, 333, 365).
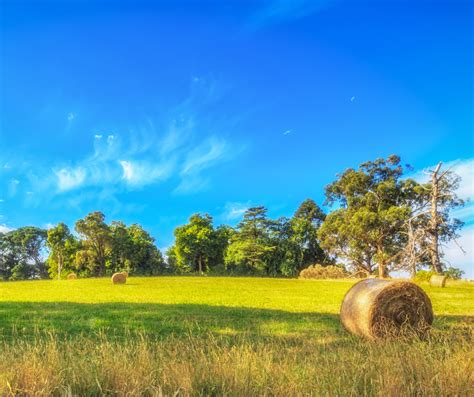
(299, 264, 348, 279)
(414, 270, 437, 282)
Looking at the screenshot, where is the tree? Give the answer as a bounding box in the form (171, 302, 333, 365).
(290, 199, 327, 271)
(400, 163, 464, 275)
(126, 224, 165, 275)
(225, 206, 275, 274)
(318, 155, 412, 277)
(75, 212, 111, 276)
(174, 214, 217, 274)
(0, 227, 47, 280)
(46, 223, 77, 279)
(425, 163, 464, 273)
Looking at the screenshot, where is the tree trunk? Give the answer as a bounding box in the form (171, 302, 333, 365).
(429, 163, 444, 274)
(378, 261, 387, 278)
(57, 253, 63, 280)
(198, 255, 203, 275)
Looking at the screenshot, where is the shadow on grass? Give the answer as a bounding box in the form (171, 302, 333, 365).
(0, 301, 343, 341)
(0, 302, 471, 343)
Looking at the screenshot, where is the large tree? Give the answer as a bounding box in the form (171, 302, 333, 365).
(400, 163, 464, 275)
(318, 155, 412, 277)
(225, 206, 275, 274)
(75, 211, 111, 276)
(290, 199, 327, 271)
(0, 227, 47, 280)
(46, 223, 78, 279)
(173, 214, 223, 274)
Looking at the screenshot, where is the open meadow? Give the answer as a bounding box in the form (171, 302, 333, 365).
(0, 277, 473, 396)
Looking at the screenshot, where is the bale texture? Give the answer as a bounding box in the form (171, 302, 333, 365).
(120, 271, 129, 278)
(430, 275, 447, 288)
(67, 273, 77, 280)
(111, 272, 127, 284)
(340, 279, 433, 339)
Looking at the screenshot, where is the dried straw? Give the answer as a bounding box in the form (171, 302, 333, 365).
(340, 279, 433, 339)
(430, 275, 447, 288)
(66, 273, 77, 280)
(111, 272, 127, 284)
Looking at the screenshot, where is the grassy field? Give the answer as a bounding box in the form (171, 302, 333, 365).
(0, 277, 473, 396)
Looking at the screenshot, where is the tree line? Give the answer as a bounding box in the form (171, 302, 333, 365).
(0, 155, 464, 280)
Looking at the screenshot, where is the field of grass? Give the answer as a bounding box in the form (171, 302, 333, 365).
(0, 277, 473, 396)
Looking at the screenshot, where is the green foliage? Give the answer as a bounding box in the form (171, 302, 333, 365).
(173, 213, 228, 274)
(46, 223, 78, 279)
(414, 270, 437, 282)
(75, 211, 111, 276)
(0, 226, 47, 280)
(225, 207, 275, 274)
(108, 222, 165, 275)
(318, 155, 414, 277)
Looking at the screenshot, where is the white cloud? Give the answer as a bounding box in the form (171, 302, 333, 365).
(55, 167, 86, 191)
(0, 224, 12, 233)
(222, 201, 251, 221)
(4, 79, 241, 204)
(283, 129, 291, 135)
(443, 224, 474, 279)
(120, 160, 134, 181)
(67, 112, 75, 121)
(350, 96, 356, 102)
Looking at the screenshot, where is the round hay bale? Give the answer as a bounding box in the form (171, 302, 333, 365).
(120, 271, 129, 278)
(340, 279, 433, 339)
(430, 275, 447, 288)
(111, 272, 127, 284)
(67, 273, 77, 280)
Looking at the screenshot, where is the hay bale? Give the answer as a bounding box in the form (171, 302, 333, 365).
(67, 273, 77, 280)
(120, 271, 129, 278)
(430, 275, 447, 288)
(340, 279, 433, 339)
(111, 272, 127, 284)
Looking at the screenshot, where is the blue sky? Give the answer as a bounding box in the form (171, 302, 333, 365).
(0, 0, 473, 275)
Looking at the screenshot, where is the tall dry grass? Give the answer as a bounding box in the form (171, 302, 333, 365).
(1, 329, 472, 396)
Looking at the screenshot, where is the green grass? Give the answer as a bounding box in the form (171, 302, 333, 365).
(0, 277, 473, 395)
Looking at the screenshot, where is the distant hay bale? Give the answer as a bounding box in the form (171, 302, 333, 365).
(67, 273, 77, 280)
(430, 275, 447, 288)
(120, 271, 129, 278)
(340, 279, 433, 339)
(111, 272, 127, 284)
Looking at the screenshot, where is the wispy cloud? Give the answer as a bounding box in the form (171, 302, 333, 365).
(247, 0, 336, 30)
(283, 129, 291, 135)
(55, 167, 87, 191)
(222, 201, 251, 221)
(1, 78, 243, 213)
(175, 137, 232, 194)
